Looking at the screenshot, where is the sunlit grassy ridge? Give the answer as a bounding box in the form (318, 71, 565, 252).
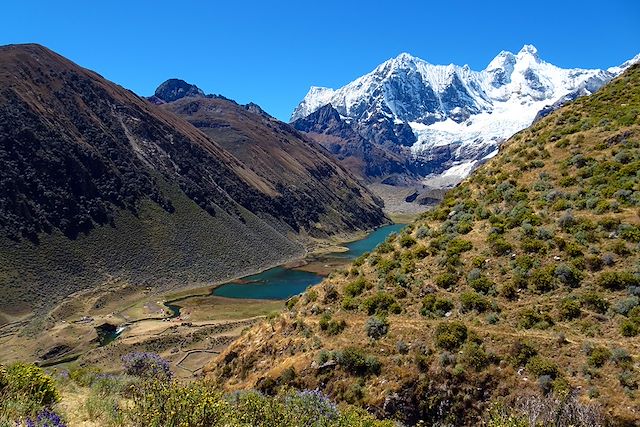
(207, 65, 640, 426)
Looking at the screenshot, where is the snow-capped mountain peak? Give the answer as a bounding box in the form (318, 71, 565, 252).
(517, 44, 540, 59)
(608, 52, 640, 75)
(291, 47, 640, 187)
(391, 52, 421, 65)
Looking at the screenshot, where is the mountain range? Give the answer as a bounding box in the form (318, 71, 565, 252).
(292, 45, 640, 187)
(0, 44, 386, 322)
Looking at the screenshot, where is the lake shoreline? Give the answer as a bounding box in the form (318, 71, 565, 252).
(209, 223, 405, 300)
(0, 222, 407, 373)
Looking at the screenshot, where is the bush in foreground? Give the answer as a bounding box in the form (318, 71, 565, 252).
(128, 383, 392, 427)
(0, 363, 61, 425)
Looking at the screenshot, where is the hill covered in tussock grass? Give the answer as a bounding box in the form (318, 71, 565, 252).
(206, 65, 640, 426)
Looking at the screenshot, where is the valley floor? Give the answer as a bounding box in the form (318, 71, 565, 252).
(1, 223, 417, 379)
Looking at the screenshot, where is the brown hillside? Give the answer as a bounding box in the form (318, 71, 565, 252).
(0, 44, 386, 320)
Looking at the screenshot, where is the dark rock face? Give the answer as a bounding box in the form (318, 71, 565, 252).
(153, 78, 205, 102)
(158, 89, 387, 237)
(356, 114, 417, 148)
(0, 50, 262, 241)
(439, 73, 481, 121)
(292, 104, 420, 180)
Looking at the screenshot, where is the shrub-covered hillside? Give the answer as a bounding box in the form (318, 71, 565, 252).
(0, 355, 395, 426)
(206, 65, 640, 426)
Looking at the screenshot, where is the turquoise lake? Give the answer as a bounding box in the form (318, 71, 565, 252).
(212, 223, 405, 300)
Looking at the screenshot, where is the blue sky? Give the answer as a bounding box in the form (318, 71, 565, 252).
(1, 1, 639, 121)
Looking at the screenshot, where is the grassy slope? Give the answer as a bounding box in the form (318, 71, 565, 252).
(206, 66, 640, 425)
(0, 183, 302, 322)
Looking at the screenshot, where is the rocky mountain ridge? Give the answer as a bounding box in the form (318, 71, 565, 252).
(292, 45, 640, 186)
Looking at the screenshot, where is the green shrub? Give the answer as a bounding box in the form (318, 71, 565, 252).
(528, 266, 556, 293)
(413, 245, 428, 259)
(421, 295, 454, 317)
(510, 341, 538, 367)
(597, 271, 640, 290)
(305, 289, 318, 303)
(127, 381, 228, 426)
(434, 321, 468, 350)
(4, 363, 59, 406)
(468, 277, 495, 295)
(554, 264, 583, 287)
(361, 292, 397, 315)
(319, 314, 347, 336)
(521, 238, 547, 254)
(620, 319, 639, 337)
(619, 224, 640, 242)
(518, 308, 554, 329)
(580, 292, 610, 314)
(336, 348, 381, 376)
(526, 356, 559, 379)
(376, 258, 400, 275)
(286, 296, 299, 310)
(376, 241, 394, 254)
(611, 348, 632, 367)
(456, 221, 473, 234)
(416, 226, 431, 239)
(559, 299, 581, 320)
(598, 216, 621, 231)
(319, 313, 332, 330)
(585, 255, 604, 271)
(619, 370, 639, 390)
(460, 291, 490, 313)
(609, 240, 630, 256)
(342, 296, 358, 311)
(446, 239, 473, 256)
(614, 296, 639, 316)
(365, 316, 389, 340)
(352, 253, 368, 267)
(323, 284, 340, 303)
(461, 342, 489, 371)
(499, 282, 518, 300)
(394, 287, 407, 299)
(434, 272, 458, 289)
(489, 237, 513, 256)
(399, 234, 417, 248)
(588, 346, 611, 368)
(344, 277, 367, 297)
(564, 242, 584, 258)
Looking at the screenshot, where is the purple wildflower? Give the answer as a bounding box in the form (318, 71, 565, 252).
(121, 352, 172, 380)
(287, 389, 339, 422)
(23, 409, 67, 427)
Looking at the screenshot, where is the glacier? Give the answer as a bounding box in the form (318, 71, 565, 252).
(292, 45, 639, 186)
